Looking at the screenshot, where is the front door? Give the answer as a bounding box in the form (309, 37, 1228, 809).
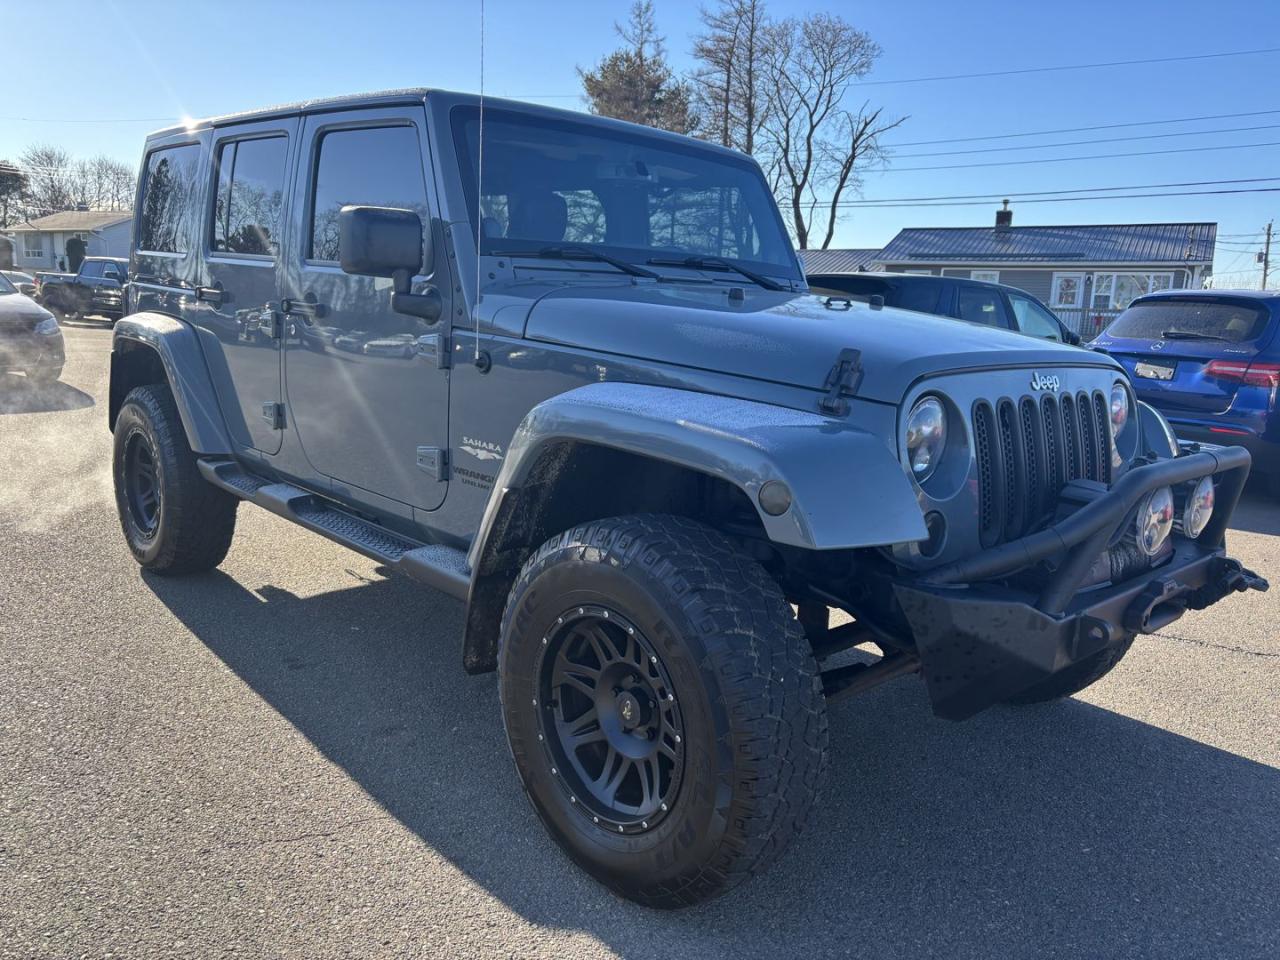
(200, 118, 297, 455)
(282, 106, 450, 511)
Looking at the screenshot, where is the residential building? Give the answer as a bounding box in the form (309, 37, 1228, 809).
(7, 209, 133, 272)
(798, 247, 882, 274)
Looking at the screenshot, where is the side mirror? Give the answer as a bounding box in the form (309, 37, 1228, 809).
(338, 205, 441, 322)
(1065, 330, 1082, 346)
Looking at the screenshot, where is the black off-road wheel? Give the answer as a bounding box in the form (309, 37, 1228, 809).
(1004, 635, 1135, 705)
(112, 383, 238, 574)
(499, 514, 829, 908)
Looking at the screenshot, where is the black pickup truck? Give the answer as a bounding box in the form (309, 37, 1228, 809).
(37, 256, 129, 321)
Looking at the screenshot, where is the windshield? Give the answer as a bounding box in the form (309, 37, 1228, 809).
(451, 106, 800, 280)
(1106, 298, 1271, 343)
(0, 272, 15, 295)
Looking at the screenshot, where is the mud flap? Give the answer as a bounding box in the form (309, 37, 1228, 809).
(893, 583, 1117, 720)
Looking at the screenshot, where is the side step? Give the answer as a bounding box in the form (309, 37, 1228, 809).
(198, 459, 470, 600)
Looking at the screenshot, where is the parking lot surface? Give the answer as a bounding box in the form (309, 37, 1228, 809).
(2, 323, 1278, 959)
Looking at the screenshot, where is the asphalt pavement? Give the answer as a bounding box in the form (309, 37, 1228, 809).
(2, 322, 1278, 959)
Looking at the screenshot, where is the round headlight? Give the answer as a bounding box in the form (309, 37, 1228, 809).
(905, 397, 946, 482)
(1181, 475, 1215, 539)
(1110, 382, 1129, 435)
(34, 315, 60, 336)
(1135, 486, 1175, 556)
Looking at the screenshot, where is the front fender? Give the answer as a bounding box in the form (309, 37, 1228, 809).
(470, 382, 927, 569)
(111, 313, 232, 455)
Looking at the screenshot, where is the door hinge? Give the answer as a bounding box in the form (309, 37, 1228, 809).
(257, 309, 283, 340)
(415, 332, 451, 368)
(261, 402, 285, 430)
(818, 348, 863, 416)
(416, 446, 449, 481)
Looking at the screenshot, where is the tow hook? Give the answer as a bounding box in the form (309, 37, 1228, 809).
(1175, 557, 1268, 619)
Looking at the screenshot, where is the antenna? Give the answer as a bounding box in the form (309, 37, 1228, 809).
(473, 0, 485, 363)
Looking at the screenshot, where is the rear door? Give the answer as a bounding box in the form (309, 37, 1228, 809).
(282, 105, 450, 511)
(1098, 296, 1278, 414)
(199, 118, 297, 455)
(955, 283, 1012, 330)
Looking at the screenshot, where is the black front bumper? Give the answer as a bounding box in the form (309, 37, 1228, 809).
(893, 445, 1268, 720)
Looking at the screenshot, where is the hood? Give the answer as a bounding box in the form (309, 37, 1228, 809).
(522, 283, 1118, 403)
(0, 292, 53, 330)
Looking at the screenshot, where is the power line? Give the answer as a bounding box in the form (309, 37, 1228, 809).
(882, 139, 1280, 173)
(850, 46, 1280, 87)
(814, 186, 1280, 209)
(886, 108, 1280, 147)
(834, 176, 1280, 205)
(892, 122, 1280, 159)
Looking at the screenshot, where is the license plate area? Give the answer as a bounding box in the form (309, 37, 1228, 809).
(1135, 360, 1176, 381)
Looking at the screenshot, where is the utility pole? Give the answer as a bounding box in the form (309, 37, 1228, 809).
(1262, 220, 1273, 290)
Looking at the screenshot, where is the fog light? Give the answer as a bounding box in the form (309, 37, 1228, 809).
(1181, 476, 1215, 539)
(1135, 486, 1175, 556)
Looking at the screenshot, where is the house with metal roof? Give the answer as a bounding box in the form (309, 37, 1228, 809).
(869, 205, 1217, 336)
(7, 209, 133, 272)
(798, 247, 883, 274)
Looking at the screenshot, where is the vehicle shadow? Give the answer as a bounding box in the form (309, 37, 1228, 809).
(0, 374, 94, 414)
(145, 570, 1280, 959)
(1227, 479, 1280, 537)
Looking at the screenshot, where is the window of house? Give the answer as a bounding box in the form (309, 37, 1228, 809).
(213, 135, 288, 256)
(1007, 291, 1063, 341)
(903, 269, 932, 275)
(22, 234, 43, 258)
(309, 125, 428, 262)
(1091, 272, 1174, 310)
(138, 143, 201, 254)
(970, 270, 1000, 283)
(1050, 273, 1084, 308)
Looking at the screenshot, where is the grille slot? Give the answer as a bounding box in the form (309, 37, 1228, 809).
(974, 388, 1112, 546)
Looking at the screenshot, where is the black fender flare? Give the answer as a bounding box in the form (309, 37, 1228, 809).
(110, 312, 232, 455)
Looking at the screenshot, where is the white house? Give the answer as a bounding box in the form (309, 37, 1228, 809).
(8, 209, 133, 272)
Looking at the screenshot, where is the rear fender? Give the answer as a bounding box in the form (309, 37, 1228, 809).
(110, 312, 232, 455)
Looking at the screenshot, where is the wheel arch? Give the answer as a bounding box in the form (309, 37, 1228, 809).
(109, 312, 232, 455)
(460, 382, 927, 674)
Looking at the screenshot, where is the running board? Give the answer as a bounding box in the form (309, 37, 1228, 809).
(198, 459, 470, 600)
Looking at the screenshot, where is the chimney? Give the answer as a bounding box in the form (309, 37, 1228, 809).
(994, 199, 1012, 233)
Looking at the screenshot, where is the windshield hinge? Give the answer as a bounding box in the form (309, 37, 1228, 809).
(818, 349, 863, 416)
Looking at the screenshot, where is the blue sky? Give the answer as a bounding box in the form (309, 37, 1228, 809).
(5, 0, 1280, 282)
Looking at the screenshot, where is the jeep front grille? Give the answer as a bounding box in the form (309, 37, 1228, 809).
(973, 389, 1111, 547)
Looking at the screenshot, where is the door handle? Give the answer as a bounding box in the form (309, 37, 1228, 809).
(281, 295, 326, 321)
(195, 285, 224, 306)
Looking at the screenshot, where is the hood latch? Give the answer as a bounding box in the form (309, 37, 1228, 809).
(818, 348, 863, 416)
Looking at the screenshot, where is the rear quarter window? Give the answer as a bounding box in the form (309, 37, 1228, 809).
(137, 143, 202, 254)
(1107, 299, 1271, 343)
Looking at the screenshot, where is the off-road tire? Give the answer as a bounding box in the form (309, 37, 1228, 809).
(498, 514, 829, 908)
(1004, 635, 1135, 704)
(112, 383, 238, 574)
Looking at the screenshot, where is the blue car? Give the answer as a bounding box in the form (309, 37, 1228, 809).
(1092, 289, 1280, 496)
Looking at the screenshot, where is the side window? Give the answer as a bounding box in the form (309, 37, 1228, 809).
(80, 260, 104, 278)
(1008, 292, 1063, 341)
(213, 135, 288, 255)
(956, 285, 1009, 328)
(309, 125, 428, 262)
(103, 263, 123, 280)
(138, 143, 201, 254)
(892, 281, 941, 314)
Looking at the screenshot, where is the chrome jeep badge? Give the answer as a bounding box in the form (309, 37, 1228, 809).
(1030, 372, 1061, 392)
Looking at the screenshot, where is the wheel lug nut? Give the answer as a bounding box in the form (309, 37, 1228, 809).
(593, 816, 599, 823)
(660, 802, 668, 811)
(675, 735, 681, 743)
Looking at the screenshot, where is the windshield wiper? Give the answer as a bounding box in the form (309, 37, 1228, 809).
(492, 244, 661, 280)
(1159, 329, 1232, 342)
(645, 255, 786, 291)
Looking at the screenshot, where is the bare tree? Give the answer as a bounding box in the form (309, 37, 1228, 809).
(0, 161, 27, 228)
(19, 145, 76, 218)
(580, 1, 698, 134)
(759, 13, 904, 249)
(690, 0, 768, 153)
